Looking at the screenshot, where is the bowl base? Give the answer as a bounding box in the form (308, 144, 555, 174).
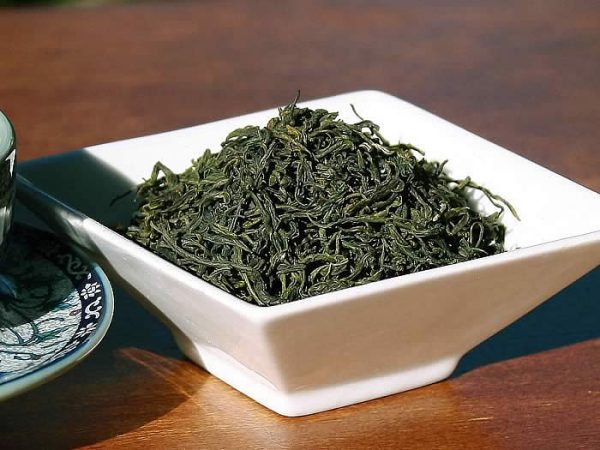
(173, 331, 460, 417)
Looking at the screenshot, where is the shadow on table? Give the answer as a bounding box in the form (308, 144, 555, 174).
(453, 265, 600, 377)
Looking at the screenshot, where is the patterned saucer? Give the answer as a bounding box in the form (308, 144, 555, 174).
(0, 223, 113, 401)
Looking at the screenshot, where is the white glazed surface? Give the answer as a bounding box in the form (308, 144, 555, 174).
(0, 112, 12, 157)
(18, 91, 600, 416)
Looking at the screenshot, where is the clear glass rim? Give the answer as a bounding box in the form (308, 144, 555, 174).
(0, 111, 15, 158)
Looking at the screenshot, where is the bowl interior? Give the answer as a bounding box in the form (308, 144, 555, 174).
(19, 91, 600, 252)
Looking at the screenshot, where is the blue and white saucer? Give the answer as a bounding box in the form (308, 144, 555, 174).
(0, 223, 113, 401)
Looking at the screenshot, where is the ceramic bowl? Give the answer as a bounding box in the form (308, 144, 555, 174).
(16, 91, 600, 416)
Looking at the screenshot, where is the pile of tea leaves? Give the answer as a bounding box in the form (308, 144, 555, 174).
(125, 101, 516, 306)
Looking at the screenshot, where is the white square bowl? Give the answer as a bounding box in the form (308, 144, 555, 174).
(17, 91, 600, 416)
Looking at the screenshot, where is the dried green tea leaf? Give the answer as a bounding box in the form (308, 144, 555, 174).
(125, 101, 515, 306)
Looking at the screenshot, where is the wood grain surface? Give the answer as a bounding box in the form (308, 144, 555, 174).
(0, 1, 599, 448)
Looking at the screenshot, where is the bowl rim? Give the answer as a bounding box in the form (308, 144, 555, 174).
(17, 89, 600, 321)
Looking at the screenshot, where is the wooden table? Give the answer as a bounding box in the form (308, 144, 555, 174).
(1, 1, 599, 448)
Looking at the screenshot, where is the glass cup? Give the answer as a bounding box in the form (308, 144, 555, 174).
(0, 111, 17, 298)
